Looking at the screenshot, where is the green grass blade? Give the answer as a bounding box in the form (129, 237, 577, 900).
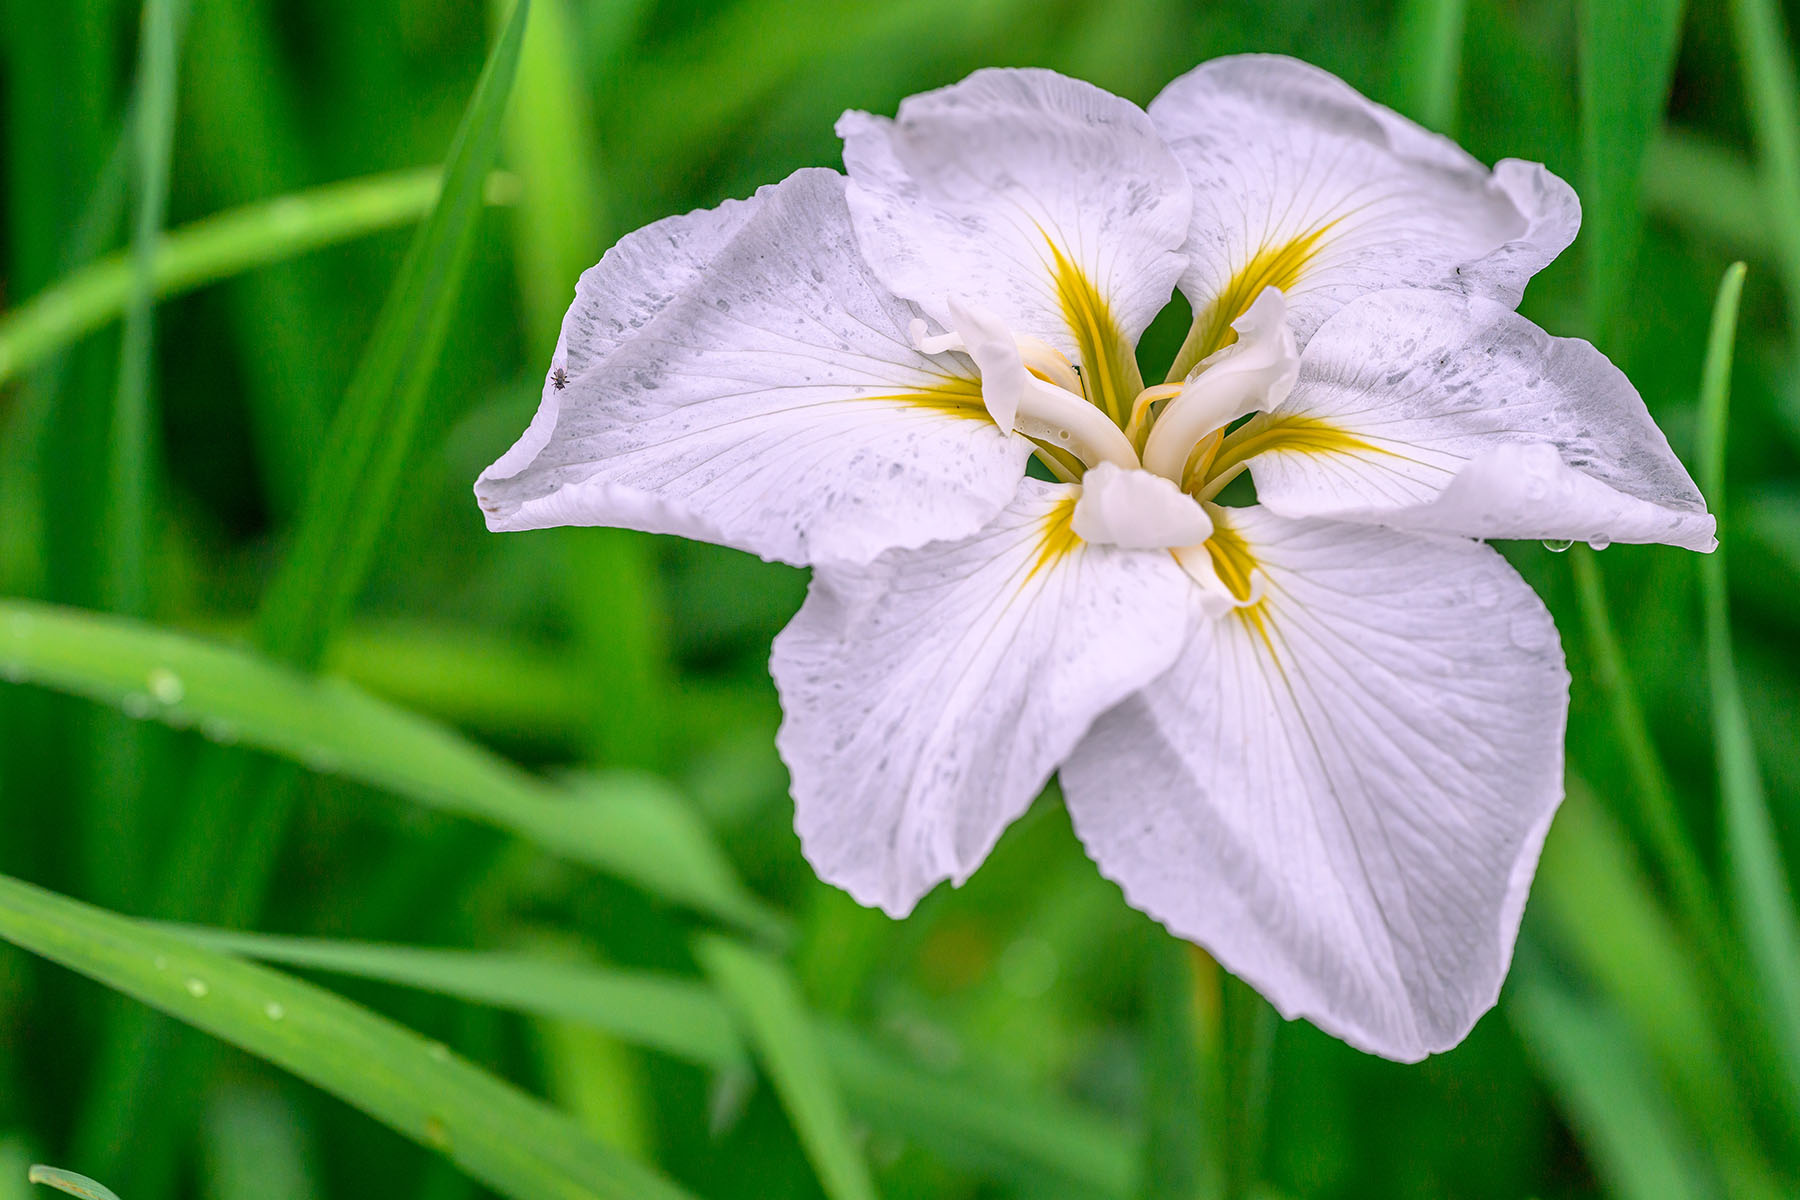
(1643, 133, 1776, 258)
(697, 937, 879, 1200)
(253, 0, 529, 670)
(1136, 937, 1211, 1200)
(1695, 261, 1800, 1123)
(818, 1028, 1134, 1198)
(1532, 779, 1780, 1184)
(1576, 0, 1685, 337)
(0, 873, 697, 1200)
(176, 927, 1133, 1196)
(27, 1168, 122, 1200)
(0, 169, 516, 390)
(76, 9, 547, 1174)
(105, 0, 184, 618)
(491, 0, 673, 773)
(201, 1083, 319, 1200)
(168, 928, 745, 1071)
(491, 0, 604, 344)
(1391, 0, 1467, 132)
(0, 599, 779, 936)
(1726, 0, 1800, 319)
(1568, 549, 1719, 944)
(1509, 960, 1712, 1200)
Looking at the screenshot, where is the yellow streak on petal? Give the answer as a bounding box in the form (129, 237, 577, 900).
(1167, 221, 1340, 382)
(1202, 509, 1271, 648)
(1202, 412, 1382, 488)
(1046, 239, 1143, 427)
(1027, 496, 1081, 582)
(869, 373, 992, 419)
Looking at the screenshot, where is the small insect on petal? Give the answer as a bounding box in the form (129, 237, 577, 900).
(550, 367, 569, 390)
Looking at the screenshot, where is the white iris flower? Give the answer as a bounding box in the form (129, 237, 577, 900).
(476, 56, 1714, 1060)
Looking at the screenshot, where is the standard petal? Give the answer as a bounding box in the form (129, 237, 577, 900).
(475, 167, 1032, 566)
(1150, 54, 1578, 374)
(772, 480, 1194, 917)
(1236, 289, 1714, 551)
(1062, 507, 1569, 1060)
(838, 69, 1192, 425)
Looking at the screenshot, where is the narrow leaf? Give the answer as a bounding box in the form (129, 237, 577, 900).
(1726, 0, 1800, 319)
(178, 927, 1133, 1196)
(1577, 0, 1685, 335)
(1695, 262, 1800, 1119)
(0, 598, 780, 936)
(27, 1168, 122, 1200)
(1392, 0, 1467, 132)
(1568, 548, 1718, 944)
(697, 937, 879, 1200)
(0, 874, 696, 1200)
(1509, 961, 1712, 1200)
(818, 1027, 1133, 1198)
(1532, 779, 1777, 1179)
(253, 0, 527, 669)
(106, 0, 186, 616)
(1643, 133, 1777, 257)
(201, 1083, 320, 1200)
(0, 169, 514, 389)
(170, 928, 745, 1071)
(1137, 937, 1212, 1200)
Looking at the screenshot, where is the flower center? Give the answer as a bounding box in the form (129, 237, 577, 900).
(923, 286, 1299, 500)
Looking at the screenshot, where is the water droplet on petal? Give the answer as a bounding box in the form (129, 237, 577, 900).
(148, 667, 184, 705)
(185, 978, 209, 998)
(1541, 539, 1574, 553)
(1587, 535, 1611, 551)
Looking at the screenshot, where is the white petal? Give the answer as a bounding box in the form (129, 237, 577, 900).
(1244, 290, 1715, 551)
(1071, 463, 1213, 549)
(1062, 507, 1569, 1060)
(475, 168, 1031, 566)
(1150, 54, 1578, 365)
(838, 68, 1191, 394)
(772, 480, 1194, 916)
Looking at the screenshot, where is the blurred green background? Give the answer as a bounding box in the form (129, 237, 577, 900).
(2, 0, 1799, 1198)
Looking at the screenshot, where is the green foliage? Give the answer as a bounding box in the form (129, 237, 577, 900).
(2, 0, 1798, 1198)
(0, 873, 694, 1200)
(27, 1167, 123, 1200)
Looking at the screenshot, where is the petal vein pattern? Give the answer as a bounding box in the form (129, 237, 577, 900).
(1246, 290, 1715, 550)
(474, 167, 1032, 566)
(838, 68, 1192, 383)
(1150, 54, 1579, 372)
(772, 480, 1193, 917)
(1062, 508, 1570, 1060)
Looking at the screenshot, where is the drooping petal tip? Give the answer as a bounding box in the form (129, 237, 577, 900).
(1062, 508, 1570, 1060)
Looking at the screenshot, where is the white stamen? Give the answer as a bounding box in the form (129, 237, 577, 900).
(941, 297, 1139, 470)
(1172, 544, 1267, 617)
(1072, 463, 1213, 549)
(908, 317, 965, 356)
(1141, 287, 1299, 482)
